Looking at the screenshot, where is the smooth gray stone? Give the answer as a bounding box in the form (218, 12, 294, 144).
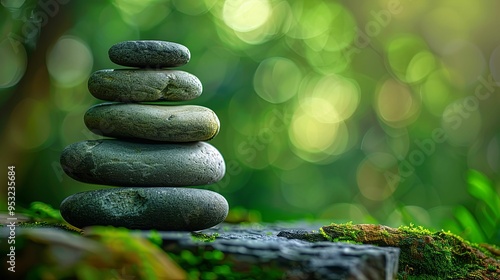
(108, 40, 190, 68)
(84, 103, 220, 142)
(60, 140, 225, 187)
(88, 69, 202, 102)
(60, 187, 228, 231)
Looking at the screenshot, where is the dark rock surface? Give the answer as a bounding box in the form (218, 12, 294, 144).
(153, 222, 400, 280)
(108, 40, 190, 68)
(60, 187, 228, 231)
(60, 140, 225, 187)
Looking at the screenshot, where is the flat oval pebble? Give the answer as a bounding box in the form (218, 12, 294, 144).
(60, 140, 225, 187)
(88, 69, 202, 102)
(85, 103, 220, 142)
(109, 40, 190, 68)
(60, 187, 228, 231)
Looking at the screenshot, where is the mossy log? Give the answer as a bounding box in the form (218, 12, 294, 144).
(3, 203, 499, 280)
(320, 223, 500, 279)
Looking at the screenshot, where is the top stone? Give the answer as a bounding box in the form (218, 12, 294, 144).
(108, 40, 190, 68)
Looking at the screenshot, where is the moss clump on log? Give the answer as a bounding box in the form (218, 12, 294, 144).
(320, 223, 500, 279)
(191, 231, 219, 242)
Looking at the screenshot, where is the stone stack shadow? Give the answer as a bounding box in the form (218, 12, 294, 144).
(59, 40, 228, 231)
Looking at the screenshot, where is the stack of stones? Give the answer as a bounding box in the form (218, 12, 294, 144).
(59, 40, 228, 231)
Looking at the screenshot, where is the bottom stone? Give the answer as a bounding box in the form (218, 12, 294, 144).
(60, 187, 228, 231)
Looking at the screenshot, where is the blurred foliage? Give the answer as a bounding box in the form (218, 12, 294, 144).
(224, 206, 262, 223)
(169, 249, 284, 280)
(20, 201, 65, 223)
(447, 170, 500, 245)
(0, 225, 186, 280)
(1, 0, 500, 245)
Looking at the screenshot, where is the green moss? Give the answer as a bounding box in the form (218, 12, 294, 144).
(398, 224, 498, 278)
(3, 202, 81, 233)
(320, 222, 363, 244)
(396, 231, 477, 278)
(321, 223, 499, 279)
(191, 232, 219, 242)
(22, 201, 66, 223)
(398, 223, 433, 235)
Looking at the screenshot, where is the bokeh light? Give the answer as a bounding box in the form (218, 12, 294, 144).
(298, 75, 360, 123)
(290, 111, 340, 153)
(288, 0, 339, 40)
(361, 126, 410, 162)
(8, 98, 52, 150)
(489, 44, 500, 83)
(376, 78, 420, 127)
(405, 50, 436, 83)
(292, 74, 359, 161)
(356, 158, 398, 201)
(268, 135, 303, 171)
(441, 99, 482, 147)
(421, 69, 453, 117)
(386, 34, 429, 83)
(280, 165, 329, 210)
(228, 89, 266, 136)
(387, 205, 432, 228)
(254, 57, 301, 104)
(172, 0, 217, 16)
(0, 38, 27, 88)
(93, 7, 140, 62)
(113, 0, 170, 30)
(222, 0, 271, 33)
(1, 0, 26, 8)
(486, 137, 500, 172)
(309, 11, 355, 52)
(289, 112, 351, 164)
(441, 40, 486, 87)
(46, 36, 93, 87)
(320, 203, 372, 223)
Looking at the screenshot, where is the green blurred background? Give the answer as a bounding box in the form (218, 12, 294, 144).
(1, 0, 499, 244)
